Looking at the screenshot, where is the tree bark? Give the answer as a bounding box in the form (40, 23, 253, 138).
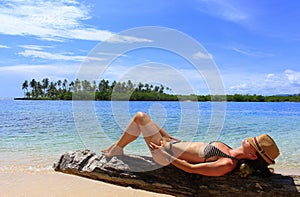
(53, 150, 300, 197)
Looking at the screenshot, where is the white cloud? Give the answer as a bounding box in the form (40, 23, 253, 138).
(18, 49, 88, 62)
(266, 73, 275, 80)
(0, 44, 10, 48)
(0, 0, 150, 43)
(285, 69, 300, 85)
(193, 51, 213, 59)
(232, 47, 255, 56)
(0, 64, 80, 79)
(232, 47, 274, 57)
(96, 52, 127, 57)
(196, 0, 250, 24)
(17, 49, 105, 62)
(227, 69, 300, 95)
(19, 45, 52, 50)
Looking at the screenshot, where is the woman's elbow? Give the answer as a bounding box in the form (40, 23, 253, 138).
(211, 170, 228, 176)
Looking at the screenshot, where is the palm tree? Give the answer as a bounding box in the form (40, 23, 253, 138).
(69, 81, 74, 92)
(48, 82, 57, 99)
(74, 79, 81, 92)
(22, 80, 29, 98)
(137, 82, 144, 92)
(98, 79, 110, 93)
(111, 81, 116, 91)
(145, 83, 150, 92)
(121, 82, 126, 93)
(36, 81, 43, 98)
(159, 85, 164, 94)
(42, 78, 49, 97)
(26, 91, 31, 98)
(63, 79, 68, 91)
(81, 80, 91, 92)
(150, 84, 153, 91)
(92, 80, 97, 92)
(30, 79, 37, 98)
(114, 82, 122, 93)
(127, 80, 134, 91)
(57, 80, 62, 91)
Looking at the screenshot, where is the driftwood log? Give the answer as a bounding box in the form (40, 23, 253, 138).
(53, 150, 300, 197)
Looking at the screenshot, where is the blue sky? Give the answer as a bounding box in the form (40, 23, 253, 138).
(0, 0, 300, 98)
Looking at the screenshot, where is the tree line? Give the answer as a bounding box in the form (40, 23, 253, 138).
(19, 78, 300, 102)
(20, 78, 176, 101)
(197, 94, 300, 102)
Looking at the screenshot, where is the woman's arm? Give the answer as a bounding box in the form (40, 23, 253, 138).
(169, 156, 235, 176)
(149, 141, 235, 176)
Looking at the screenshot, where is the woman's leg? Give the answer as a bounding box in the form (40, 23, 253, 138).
(136, 112, 173, 166)
(152, 121, 172, 139)
(102, 112, 171, 157)
(102, 116, 141, 157)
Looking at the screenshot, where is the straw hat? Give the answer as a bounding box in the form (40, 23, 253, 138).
(247, 134, 280, 164)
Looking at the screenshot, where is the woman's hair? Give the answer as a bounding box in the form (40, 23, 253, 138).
(245, 154, 273, 176)
(235, 154, 273, 177)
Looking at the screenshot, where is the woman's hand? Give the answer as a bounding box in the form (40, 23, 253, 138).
(149, 140, 171, 166)
(149, 140, 164, 151)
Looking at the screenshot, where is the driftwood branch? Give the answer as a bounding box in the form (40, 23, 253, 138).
(53, 150, 300, 197)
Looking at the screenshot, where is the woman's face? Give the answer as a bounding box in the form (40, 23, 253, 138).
(242, 139, 257, 158)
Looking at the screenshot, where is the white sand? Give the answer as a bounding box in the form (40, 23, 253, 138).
(1, 168, 298, 197)
(274, 167, 300, 176)
(0, 172, 172, 197)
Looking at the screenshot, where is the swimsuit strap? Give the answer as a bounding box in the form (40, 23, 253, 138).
(204, 141, 238, 162)
(164, 139, 182, 156)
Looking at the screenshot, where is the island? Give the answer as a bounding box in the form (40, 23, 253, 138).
(16, 78, 300, 102)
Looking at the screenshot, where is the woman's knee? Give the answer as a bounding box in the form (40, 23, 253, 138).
(133, 112, 150, 125)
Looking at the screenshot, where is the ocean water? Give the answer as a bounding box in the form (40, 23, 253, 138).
(0, 100, 299, 173)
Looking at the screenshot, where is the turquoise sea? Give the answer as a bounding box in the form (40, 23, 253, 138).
(0, 100, 299, 174)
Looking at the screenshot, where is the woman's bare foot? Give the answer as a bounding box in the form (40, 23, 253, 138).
(101, 143, 116, 153)
(101, 144, 123, 157)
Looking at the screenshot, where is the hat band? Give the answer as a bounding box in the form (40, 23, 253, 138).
(254, 137, 274, 163)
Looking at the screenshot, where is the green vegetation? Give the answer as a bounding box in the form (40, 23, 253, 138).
(17, 78, 300, 102)
(18, 78, 177, 101)
(225, 94, 300, 102)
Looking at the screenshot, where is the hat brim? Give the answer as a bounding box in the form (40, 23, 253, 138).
(247, 137, 275, 164)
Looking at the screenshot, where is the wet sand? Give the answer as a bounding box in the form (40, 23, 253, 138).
(0, 172, 172, 197)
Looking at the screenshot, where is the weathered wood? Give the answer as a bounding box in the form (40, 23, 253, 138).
(53, 150, 300, 197)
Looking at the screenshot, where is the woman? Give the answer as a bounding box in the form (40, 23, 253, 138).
(102, 112, 280, 176)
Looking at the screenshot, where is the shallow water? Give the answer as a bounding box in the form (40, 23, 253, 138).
(0, 100, 299, 173)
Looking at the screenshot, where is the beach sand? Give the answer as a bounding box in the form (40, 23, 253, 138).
(0, 172, 172, 197)
(0, 168, 298, 197)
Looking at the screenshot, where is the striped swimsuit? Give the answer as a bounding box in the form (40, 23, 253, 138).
(203, 141, 238, 162)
